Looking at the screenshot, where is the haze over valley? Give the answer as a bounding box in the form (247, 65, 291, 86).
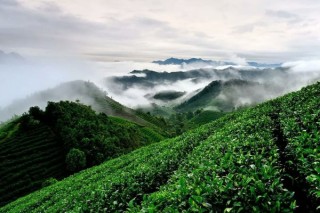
(1, 54, 320, 121)
(1, 0, 320, 212)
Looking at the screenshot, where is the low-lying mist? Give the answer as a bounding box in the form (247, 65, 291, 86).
(1, 56, 320, 122)
(0, 58, 183, 107)
(0, 57, 186, 121)
(104, 61, 320, 111)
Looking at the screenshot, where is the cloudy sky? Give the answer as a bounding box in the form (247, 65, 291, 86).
(1, 0, 320, 62)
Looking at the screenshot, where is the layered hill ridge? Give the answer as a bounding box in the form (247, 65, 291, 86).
(110, 67, 288, 90)
(152, 57, 281, 68)
(2, 81, 319, 212)
(106, 67, 301, 115)
(0, 80, 165, 130)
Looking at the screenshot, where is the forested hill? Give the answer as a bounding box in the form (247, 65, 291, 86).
(2, 81, 319, 212)
(0, 101, 165, 207)
(0, 80, 167, 130)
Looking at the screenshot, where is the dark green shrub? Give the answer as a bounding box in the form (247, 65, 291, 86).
(42, 178, 58, 188)
(66, 148, 86, 172)
(28, 106, 44, 120)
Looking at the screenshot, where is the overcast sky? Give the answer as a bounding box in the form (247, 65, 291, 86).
(1, 0, 320, 62)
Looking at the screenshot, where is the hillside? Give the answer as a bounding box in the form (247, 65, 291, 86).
(2, 81, 319, 212)
(0, 101, 165, 207)
(0, 121, 65, 207)
(176, 79, 262, 112)
(188, 110, 225, 129)
(0, 80, 166, 131)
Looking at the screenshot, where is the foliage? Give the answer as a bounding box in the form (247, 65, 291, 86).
(188, 110, 225, 128)
(0, 119, 20, 143)
(33, 101, 164, 169)
(42, 178, 58, 188)
(0, 122, 65, 207)
(66, 148, 86, 172)
(164, 110, 225, 136)
(2, 82, 320, 212)
(0, 101, 165, 207)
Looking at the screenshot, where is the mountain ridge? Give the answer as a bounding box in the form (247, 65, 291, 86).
(152, 57, 282, 68)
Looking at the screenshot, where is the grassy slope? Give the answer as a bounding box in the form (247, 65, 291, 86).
(109, 116, 165, 144)
(188, 110, 225, 129)
(2, 82, 320, 212)
(0, 103, 165, 208)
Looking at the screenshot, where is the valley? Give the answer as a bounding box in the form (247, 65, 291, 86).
(1, 1, 319, 211)
(0, 78, 319, 212)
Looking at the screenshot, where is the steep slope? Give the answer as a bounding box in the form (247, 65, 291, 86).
(0, 80, 166, 131)
(176, 79, 262, 112)
(0, 101, 165, 207)
(187, 110, 225, 129)
(0, 121, 65, 207)
(2, 82, 320, 212)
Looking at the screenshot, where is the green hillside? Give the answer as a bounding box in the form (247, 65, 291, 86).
(1, 82, 320, 212)
(176, 79, 260, 112)
(0, 80, 167, 132)
(188, 110, 225, 129)
(0, 101, 165, 207)
(0, 122, 65, 207)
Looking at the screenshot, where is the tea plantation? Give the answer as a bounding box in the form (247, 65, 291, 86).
(0, 101, 165, 207)
(1, 82, 320, 212)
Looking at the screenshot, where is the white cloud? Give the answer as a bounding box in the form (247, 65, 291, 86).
(229, 54, 248, 66)
(0, 0, 317, 62)
(0, 55, 188, 107)
(282, 60, 320, 73)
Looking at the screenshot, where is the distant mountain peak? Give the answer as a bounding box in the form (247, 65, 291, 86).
(0, 50, 24, 63)
(152, 57, 218, 65)
(152, 57, 281, 68)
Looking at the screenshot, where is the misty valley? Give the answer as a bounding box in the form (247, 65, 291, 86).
(2, 0, 320, 211)
(0, 57, 319, 212)
(1, 58, 318, 122)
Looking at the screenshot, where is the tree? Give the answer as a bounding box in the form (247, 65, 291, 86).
(66, 148, 86, 172)
(186, 111, 194, 120)
(28, 106, 44, 120)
